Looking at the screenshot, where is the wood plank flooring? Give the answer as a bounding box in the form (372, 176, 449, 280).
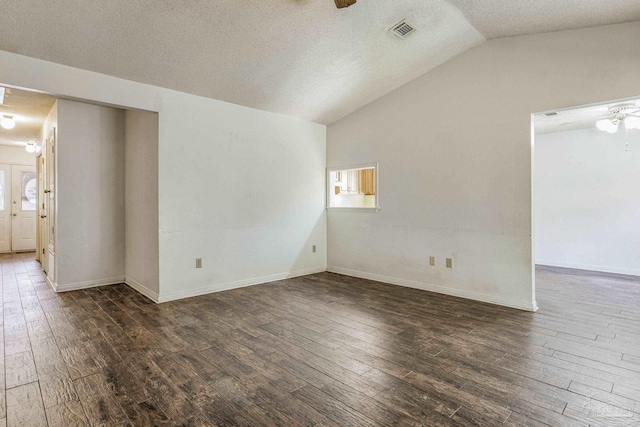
(1, 252, 640, 426)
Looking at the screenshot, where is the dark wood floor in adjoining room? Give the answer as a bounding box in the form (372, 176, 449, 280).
(1, 253, 640, 426)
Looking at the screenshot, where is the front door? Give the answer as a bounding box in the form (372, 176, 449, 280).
(11, 164, 37, 251)
(0, 164, 10, 252)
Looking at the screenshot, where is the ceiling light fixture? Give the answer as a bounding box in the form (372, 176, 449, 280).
(596, 118, 619, 134)
(25, 140, 36, 154)
(624, 115, 640, 130)
(594, 103, 640, 134)
(1, 114, 15, 129)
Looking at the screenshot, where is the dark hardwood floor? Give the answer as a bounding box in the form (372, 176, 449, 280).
(1, 252, 640, 426)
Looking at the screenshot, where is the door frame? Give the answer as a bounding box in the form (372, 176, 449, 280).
(0, 164, 10, 252)
(37, 149, 47, 270)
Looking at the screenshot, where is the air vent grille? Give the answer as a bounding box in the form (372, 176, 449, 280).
(389, 20, 415, 39)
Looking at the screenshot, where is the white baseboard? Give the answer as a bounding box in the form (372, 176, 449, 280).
(45, 275, 55, 292)
(536, 260, 640, 277)
(124, 276, 160, 303)
(327, 266, 537, 312)
(157, 265, 327, 303)
(54, 276, 125, 292)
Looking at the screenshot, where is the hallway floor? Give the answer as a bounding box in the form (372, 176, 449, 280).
(1, 253, 639, 426)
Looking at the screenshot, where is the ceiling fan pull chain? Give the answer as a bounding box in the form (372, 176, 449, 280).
(625, 127, 629, 152)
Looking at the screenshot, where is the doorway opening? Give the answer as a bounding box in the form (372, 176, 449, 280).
(0, 88, 55, 257)
(532, 97, 640, 308)
(0, 84, 159, 297)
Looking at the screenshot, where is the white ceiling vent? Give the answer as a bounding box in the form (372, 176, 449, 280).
(389, 20, 416, 39)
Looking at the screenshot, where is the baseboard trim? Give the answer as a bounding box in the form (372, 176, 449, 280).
(124, 277, 160, 303)
(327, 266, 536, 312)
(54, 276, 125, 292)
(45, 275, 55, 292)
(157, 266, 327, 303)
(536, 261, 640, 277)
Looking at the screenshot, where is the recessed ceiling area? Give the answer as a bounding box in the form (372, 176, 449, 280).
(0, 87, 56, 147)
(534, 99, 640, 135)
(0, 1, 638, 124)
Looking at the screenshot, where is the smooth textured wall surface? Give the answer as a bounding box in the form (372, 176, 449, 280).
(0, 145, 37, 165)
(0, 49, 326, 301)
(157, 90, 326, 301)
(327, 22, 640, 310)
(535, 128, 640, 275)
(125, 110, 159, 298)
(56, 100, 125, 288)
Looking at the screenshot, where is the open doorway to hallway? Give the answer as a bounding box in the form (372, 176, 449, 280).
(0, 84, 159, 298)
(0, 88, 55, 260)
(532, 97, 640, 306)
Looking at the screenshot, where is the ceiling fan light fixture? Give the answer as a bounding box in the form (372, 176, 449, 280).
(1, 114, 15, 130)
(596, 119, 618, 133)
(623, 115, 640, 130)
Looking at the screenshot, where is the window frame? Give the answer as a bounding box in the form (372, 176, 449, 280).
(326, 162, 379, 212)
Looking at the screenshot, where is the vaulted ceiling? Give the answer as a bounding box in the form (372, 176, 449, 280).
(0, 1, 638, 124)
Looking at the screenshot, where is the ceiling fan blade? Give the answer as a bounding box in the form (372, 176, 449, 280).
(334, 0, 356, 8)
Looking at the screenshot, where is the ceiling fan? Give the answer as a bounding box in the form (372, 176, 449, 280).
(595, 103, 640, 133)
(554, 102, 640, 133)
(334, 0, 356, 9)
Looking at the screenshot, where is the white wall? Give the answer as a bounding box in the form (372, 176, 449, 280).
(56, 100, 125, 288)
(327, 22, 640, 311)
(157, 91, 326, 301)
(125, 110, 159, 298)
(534, 128, 640, 276)
(0, 49, 326, 302)
(0, 145, 36, 165)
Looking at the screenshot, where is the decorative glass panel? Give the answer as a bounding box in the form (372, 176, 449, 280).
(22, 171, 37, 211)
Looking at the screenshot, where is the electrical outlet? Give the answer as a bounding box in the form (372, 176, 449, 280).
(312, 245, 317, 253)
(196, 258, 202, 268)
(446, 258, 453, 268)
(429, 256, 436, 266)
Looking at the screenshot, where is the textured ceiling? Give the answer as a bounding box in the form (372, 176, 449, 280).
(0, 0, 483, 124)
(0, 87, 56, 147)
(448, 0, 640, 39)
(0, 2, 638, 125)
(534, 99, 640, 135)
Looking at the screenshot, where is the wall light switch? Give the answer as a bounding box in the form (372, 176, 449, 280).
(196, 258, 203, 268)
(429, 256, 436, 266)
(446, 258, 453, 268)
(312, 245, 317, 253)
